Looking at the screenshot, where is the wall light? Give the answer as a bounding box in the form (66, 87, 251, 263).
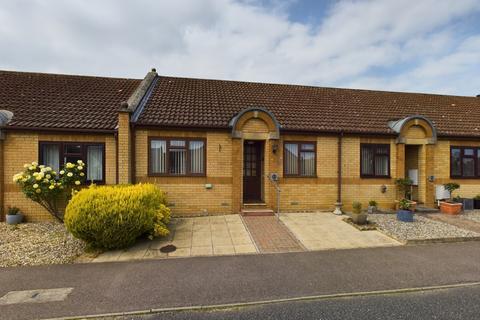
(272, 143, 278, 154)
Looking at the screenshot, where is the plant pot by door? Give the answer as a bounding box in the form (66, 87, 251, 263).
(6, 213, 23, 225)
(396, 210, 414, 222)
(439, 202, 462, 215)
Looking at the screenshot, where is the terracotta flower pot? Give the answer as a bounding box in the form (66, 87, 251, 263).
(439, 202, 462, 215)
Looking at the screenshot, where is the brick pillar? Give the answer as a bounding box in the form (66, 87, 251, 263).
(425, 144, 435, 206)
(231, 138, 242, 213)
(265, 139, 281, 211)
(417, 144, 429, 204)
(117, 111, 131, 184)
(0, 139, 4, 221)
(396, 143, 405, 199)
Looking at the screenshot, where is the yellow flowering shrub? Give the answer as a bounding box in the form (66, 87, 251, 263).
(13, 160, 86, 221)
(64, 184, 171, 249)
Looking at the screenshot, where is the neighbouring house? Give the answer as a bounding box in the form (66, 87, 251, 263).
(1, 68, 480, 221)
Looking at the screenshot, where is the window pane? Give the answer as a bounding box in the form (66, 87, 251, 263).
(87, 145, 103, 181)
(169, 148, 186, 175)
(463, 157, 475, 177)
(375, 145, 389, 155)
(478, 150, 480, 176)
(451, 148, 461, 176)
(65, 156, 82, 164)
(301, 143, 315, 151)
(150, 140, 166, 173)
(41, 144, 60, 172)
(64, 144, 81, 154)
(285, 143, 298, 175)
(170, 140, 186, 148)
(374, 155, 389, 176)
(361, 146, 373, 175)
(300, 151, 315, 176)
(189, 141, 205, 174)
(464, 148, 474, 156)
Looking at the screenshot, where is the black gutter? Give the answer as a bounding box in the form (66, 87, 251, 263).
(337, 131, 343, 205)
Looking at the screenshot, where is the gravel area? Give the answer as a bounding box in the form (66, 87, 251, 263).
(369, 213, 480, 241)
(462, 210, 480, 223)
(0, 222, 86, 267)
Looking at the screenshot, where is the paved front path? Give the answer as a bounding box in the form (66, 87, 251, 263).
(1, 242, 480, 320)
(92, 215, 257, 262)
(242, 216, 304, 253)
(92, 213, 402, 262)
(281, 212, 400, 250)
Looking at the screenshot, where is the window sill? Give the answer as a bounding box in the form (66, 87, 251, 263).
(283, 175, 317, 178)
(450, 176, 480, 179)
(147, 174, 207, 178)
(360, 176, 391, 179)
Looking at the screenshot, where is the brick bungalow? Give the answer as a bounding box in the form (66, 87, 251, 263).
(1, 69, 480, 221)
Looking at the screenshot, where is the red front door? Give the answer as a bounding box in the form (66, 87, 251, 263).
(243, 141, 263, 202)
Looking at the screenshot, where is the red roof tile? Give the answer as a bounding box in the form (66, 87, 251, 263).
(0, 70, 140, 131)
(137, 76, 480, 137)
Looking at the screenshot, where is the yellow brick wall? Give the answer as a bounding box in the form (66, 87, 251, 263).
(7, 125, 480, 221)
(242, 118, 269, 133)
(3, 131, 117, 221)
(135, 129, 233, 216)
(134, 130, 402, 215)
(117, 112, 131, 183)
(434, 139, 480, 199)
(274, 135, 398, 212)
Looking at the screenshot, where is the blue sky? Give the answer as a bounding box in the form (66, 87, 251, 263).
(1, 0, 480, 96)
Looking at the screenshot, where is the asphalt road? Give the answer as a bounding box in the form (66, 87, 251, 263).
(126, 285, 480, 320)
(1, 242, 480, 320)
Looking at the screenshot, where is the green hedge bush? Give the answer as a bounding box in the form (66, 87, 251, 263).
(64, 184, 171, 249)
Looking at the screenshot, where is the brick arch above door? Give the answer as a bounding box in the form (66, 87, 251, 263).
(229, 107, 281, 140)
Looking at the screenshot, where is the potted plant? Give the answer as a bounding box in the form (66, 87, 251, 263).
(6, 206, 23, 225)
(474, 195, 480, 209)
(439, 182, 462, 215)
(367, 200, 377, 214)
(351, 201, 367, 225)
(395, 178, 417, 210)
(396, 198, 414, 222)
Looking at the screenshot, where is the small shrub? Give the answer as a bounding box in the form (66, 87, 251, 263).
(398, 198, 411, 210)
(395, 178, 413, 199)
(444, 182, 460, 195)
(368, 200, 377, 207)
(64, 184, 171, 249)
(7, 207, 20, 215)
(352, 201, 362, 214)
(453, 195, 462, 203)
(13, 161, 86, 221)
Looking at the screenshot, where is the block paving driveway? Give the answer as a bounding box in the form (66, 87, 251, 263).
(90, 212, 400, 263)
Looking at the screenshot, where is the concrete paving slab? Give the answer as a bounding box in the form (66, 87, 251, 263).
(281, 212, 400, 251)
(214, 245, 235, 255)
(191, 246, 213, 256)
(92, 215, 256, 262)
